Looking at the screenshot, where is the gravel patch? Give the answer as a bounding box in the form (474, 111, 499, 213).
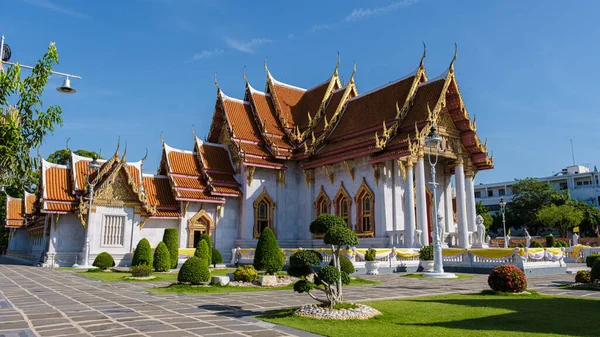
(295, 304, 381, 320)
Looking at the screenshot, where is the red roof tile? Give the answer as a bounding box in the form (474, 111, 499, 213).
(167, 151, 202, 176)
(200, 144, 235, 173)
(143, 176, 178, 208)
(45, 167, 76, 202)
(6, 198, 24, 222)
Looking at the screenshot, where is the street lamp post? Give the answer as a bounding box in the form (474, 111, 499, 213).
(499, 197, 507, 248)
(73, 156, 100, 268)
(423, 122, 456, 279)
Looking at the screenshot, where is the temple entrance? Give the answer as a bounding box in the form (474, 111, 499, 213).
(192, 230, 207, 248)
(187, 209, 215, 248)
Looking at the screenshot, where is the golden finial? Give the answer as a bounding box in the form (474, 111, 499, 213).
(192, 124, 197, 139)
(114, 136, 121, 157)
(65, 137, 71, 152)
(420, 42, 427, 67)
(243, 65, 247, 83)
(264, 57, 268, 72)
(122, 141, 128, 160)
(159, 131, 165, 145)
(473, 115, 477, 130)
(333, 51, 340, 76)
(427, 102, 433, 121)
(141, 148, 148, 163)
(348, 61, 357, 83)
(395, 101, 402, 119)
(214, 73, 220, 91)
(449, 42, 458, 72)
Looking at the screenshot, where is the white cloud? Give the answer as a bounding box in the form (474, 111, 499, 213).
(22, 0, 91, 19)
(192, 49, 224, 61)
(225, 37, 272, 53)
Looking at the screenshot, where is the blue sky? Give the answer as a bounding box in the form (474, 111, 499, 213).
(2, 0, 599, 183)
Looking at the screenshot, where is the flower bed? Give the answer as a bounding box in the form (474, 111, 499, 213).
(295, 303, 381, 320)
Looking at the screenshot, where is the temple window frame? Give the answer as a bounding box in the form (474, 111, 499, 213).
(314, 185, 331, 218)
(253, 187, 276, 239)
(334, 182, 352, 228)
(355, 177, 375, 237)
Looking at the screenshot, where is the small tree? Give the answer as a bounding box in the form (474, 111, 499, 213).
(178, 256, 210, 284)
(162, 228, 179, 269)
(212, 247, 223, 267)
(536, 204, 583, 237)
(131, 238, 152, 267)
(93, 252, 115, 270)
(253, 228, 284, 274)
(194, 239, 210, 267)
(153, 242, 171, 272)
(289, 214, 359, 308)
(201, 234, 212, 266)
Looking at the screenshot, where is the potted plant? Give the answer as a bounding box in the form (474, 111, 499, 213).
(364, 248, 380, 275)
(419, 245, 434, 272)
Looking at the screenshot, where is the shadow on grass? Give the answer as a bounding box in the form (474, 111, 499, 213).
(400, 294, 598, 337)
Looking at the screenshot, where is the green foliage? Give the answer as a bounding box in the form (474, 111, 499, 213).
(211, 247, 223, 267)
(310, 213, 347, 235)
(153, 242, 171, 272)
(87, 268, 103, 273)
(591, 260, 600, 282)
(537, 205, 583, 237)
(530, 241, 543, 248)
(317, 265, 341, 285)
(288, 250, 323, 278)
(545, 235, 556, 248)
(253, 228, 284, 275)
(557, 240, 569, 248)
(131, 238, 153, 267)
(194, 239, 210, 267)
(575, 270, 592, 284)
(130, 264, 153, 277)
(162, 228, 179, 269)
(488, 265, 527, 293)
(47, 148, 103, 165)
(201, 234, 212, 265)
(476, 201, 493, 229)
(233, 265, 258, 282)
(92, 252, 115, 270)
(324, 225, 359, 247)
(419, 245, 434, 260)
(177, 256, 210, 284)
(340, 271, 351, 285)
(570, 200, 600, 237)
(586, 254, 600, 268)
(364, 248, 377, 261)
(329, 255, 355, 274)
(293, 279, 315, 293)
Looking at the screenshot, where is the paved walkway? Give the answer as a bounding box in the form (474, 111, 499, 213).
(0, 259, 597, 337)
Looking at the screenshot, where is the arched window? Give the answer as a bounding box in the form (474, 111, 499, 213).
(355, 178, 375, 237)
(334, 182, 352, 227)
(253, 188, 275, 238)
(314, 186, 331, 217)
(187, 209, 215, 248)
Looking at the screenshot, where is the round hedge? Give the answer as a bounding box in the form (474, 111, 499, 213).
(591, 259, 600, 282)
(163, 228, 179, 269)
(488, 264, 527, 293)
(93, 252, 115, 270)
(253, 228, 284, 275)
(545, 235, 555, 248)
(211, 247, 223, 267)
(288, 250, 323, 278)
(293, 279, 315, 293)
(194, 240, 210, 267)
(317, 265, 340, 285)
(575, 270, 592, 284)
(201, 234, 212, 265)
(132, 238, 152, 267)
(178, 256, 210, 284)
(324, 225, 359, 247)
(310, 214, 347, 235)
(153, 242, 171, 272)
(530, 241, 543, 248)
(329, 254, 355, 274)
(586, 253, 600, 268)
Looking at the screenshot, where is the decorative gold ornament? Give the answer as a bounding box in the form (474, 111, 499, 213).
(323, 166, 334, 185)
(343, 161, 355, 181)
(247, 166, 256, 186)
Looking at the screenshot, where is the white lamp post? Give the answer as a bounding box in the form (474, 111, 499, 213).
(423, 122, 457, 278)
(73, 155, 100, 268)
(499, 197, 508, 248)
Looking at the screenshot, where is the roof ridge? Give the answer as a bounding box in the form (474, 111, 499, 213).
(221, 91, 250, 105)
(348, 72, 416, 103)
(270, 74, 307, 92)
(164, 142, 194, 155)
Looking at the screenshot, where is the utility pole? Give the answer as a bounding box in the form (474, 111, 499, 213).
(570, 139, 576, 166)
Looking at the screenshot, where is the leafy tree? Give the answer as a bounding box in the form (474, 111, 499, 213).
(47, 148, 102, 165)
(475, 201, 493, 229)
(131, 238, 153, 267)
(569, 200, 600, 237)
(536, 204, 583, 237)
(289, 214, 359, 308)
(162, 228, 179, 269)
(253, 228, 284, 274)
(0, 42, 62, 252)
(201, 233, 212, 266)
(153, 242, 171, 272)
(194, 239, 210, 267)
(507, 178, 568, 235)
(178, 256, 210, 284)
(211, 247, 223, 267)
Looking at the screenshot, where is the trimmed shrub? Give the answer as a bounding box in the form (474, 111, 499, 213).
(253, 228, 284, 275)
(194, 240, 210, 267)
(233, 265, 258, 282)
(288, 250, 322, 278)
(591, 259, 600, 282)
(575, 270, 592, 284)
(557, 240, 569, 248)
(153, 242, 171, 272)
(178, 256, 210, 284)
(201, 234, 212, 265)
(585, 253, 600, 268)
(545, 234, 555, 248)
(132, 238, 152, 267)
(163, 228, 179, 269)
(211, 247, 223, 267)
(530, 241, 543, 248)
(310, 213, 347, 235)
(419, 245, 434, 260)
(317, 265, 340, 285)
(488, 264, 527, 293)
(364, 248, 377, 261)
(92, 252, 115, 270)
(130, 264, 153, 277)
(329, 254, 355, 274)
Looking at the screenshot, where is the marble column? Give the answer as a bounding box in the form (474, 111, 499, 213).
(455, 158, 469, 248)
(404, 161, 415, 247)
(415, 156, 429, 246)
(465, 169, 477, 233)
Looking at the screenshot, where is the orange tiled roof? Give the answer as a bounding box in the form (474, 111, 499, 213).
(222, 98, 262, 142)
(314, 86, 347, 135)
(167, 151, 202, 176)
(45, 167, 76, 202)
(25, 194, 36, 214)
(270, 82, 304, 127)
(171, 176, 207, 190)
(6, 197, 24, 226)
(251, 91, 285, 137)
(155, 210, 180, 218)
(199, 144, 236, 173)
(143, 176, 178, 208)
(45, 203, 77, 212)
(290, 80, 331, 130)
(402, 78, 446, 126)
(127, 165, 142, 187)
(212, 185, 242, 195)
(177, 189, 224, 202)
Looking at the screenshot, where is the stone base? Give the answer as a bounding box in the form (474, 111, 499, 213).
(211, 276, 230, 286)
(259, 275, 278, 286)
(423, 272, 458, 279)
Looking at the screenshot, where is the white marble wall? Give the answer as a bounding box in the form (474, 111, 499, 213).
(140, 219, 178, 248)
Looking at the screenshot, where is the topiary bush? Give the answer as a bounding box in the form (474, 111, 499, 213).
(488, 264, 527, 293)
(557, 240, 569, 248)
(545, 234, 555, 248)
(233, 265, 258, 282)
(329, 254, 355, 274)
(530, 241, 543, 248)
(591, 259, 600, 283)
(201, 234, 212, 265)
(153, 242, 171, 272)
(364, 248, 377, 261)
(211, 247, 223, 267)
(92, 252, 115, 270)
(585, 253, 600, 268)
(194, 240, 210, 267)
(575, 270, 592, 284)
(178, 256, 210, 284)
(132, 238, 152, 267)
(310, 213, 348, 234)
(130, 264, 153, 277)
(419, 245, 434, 260)
(253, 228, 284, 275)
(163, 228, 179, 269)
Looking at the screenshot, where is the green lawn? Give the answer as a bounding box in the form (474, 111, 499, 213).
(74, 268, 235, 282)
(147, 277, 377, 295)
(402, 273, 476, 280)
(258, 293, 599, 337)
